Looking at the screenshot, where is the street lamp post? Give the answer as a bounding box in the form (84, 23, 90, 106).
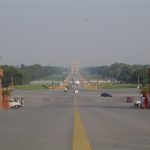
(148, 68, 150, 97)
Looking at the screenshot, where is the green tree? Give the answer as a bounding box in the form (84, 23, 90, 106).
(2, 65, 26, 87)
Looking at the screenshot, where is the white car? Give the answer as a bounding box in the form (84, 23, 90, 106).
(9, 98, 22, 109)
(74, 90, 79, 93)
(134, 100, 141, 107)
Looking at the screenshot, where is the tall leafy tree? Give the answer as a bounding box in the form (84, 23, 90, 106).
(2, 65, 26, 87)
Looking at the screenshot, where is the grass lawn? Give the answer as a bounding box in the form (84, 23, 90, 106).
(97, 83, 137, 89)
(15, 84, 49, 90)
(15, 83, 138, 90)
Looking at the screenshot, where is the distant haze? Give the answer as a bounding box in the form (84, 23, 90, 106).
(0, 0, 150, 67)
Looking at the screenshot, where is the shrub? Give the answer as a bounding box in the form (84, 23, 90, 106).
(140, 88, 149, 96)
(2, 88, 11, 97)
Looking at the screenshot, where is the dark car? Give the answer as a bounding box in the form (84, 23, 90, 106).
(101, 92, 112, 97)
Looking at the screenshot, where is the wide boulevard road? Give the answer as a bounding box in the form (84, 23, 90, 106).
(0, 89, 150, 150)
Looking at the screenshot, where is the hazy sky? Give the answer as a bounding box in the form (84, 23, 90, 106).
(0, 0, 150, 67)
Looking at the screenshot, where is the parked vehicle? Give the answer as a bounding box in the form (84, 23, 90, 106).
(9, 96, 24, 109)
(134, 100, 142, 107)
(9, 98, 21, 109)
(101, 93, 112, 97)
(74, 89, 79, 93)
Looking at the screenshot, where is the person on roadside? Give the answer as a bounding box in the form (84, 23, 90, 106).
(20, 97, 24, 107)
(141, 96, 145, 108)
(142, 95, 148, 109)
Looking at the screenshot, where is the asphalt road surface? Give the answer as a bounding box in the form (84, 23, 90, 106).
(0, 89, 150, 150)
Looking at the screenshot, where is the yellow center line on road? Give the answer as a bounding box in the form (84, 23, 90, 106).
(72, 96, 92, 150)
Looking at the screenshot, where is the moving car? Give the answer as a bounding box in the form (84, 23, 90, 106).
(101, 92, 112, 97)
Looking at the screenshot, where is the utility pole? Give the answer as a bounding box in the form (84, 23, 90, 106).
(11, 76, 14, 90)
(96, 73, 98, 89)
(137, 75, 140, 89)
